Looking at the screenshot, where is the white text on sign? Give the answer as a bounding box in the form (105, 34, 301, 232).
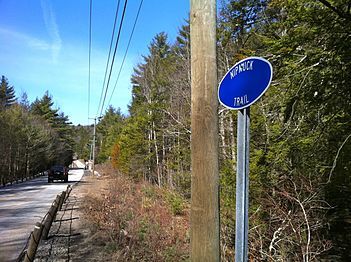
(233, 95, 249, 107)
(230, 61, 254, 79)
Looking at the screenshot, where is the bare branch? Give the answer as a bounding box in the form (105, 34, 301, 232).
(161, 109, 191, 134)
(327, 133, 351, 183)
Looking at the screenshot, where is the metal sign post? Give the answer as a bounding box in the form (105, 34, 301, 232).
(235, 108, 250, 262)
(218, 56, 273, 262)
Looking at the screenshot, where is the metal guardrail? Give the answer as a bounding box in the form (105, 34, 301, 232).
(16, 185, 73, 262)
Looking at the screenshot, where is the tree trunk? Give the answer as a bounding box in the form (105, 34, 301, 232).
(153, 121, 161, 187)
(147, 110, 152, 182)
(8, 145, 12, 184)
(219, 111, 227, 159)
(229, 113, 236, 163)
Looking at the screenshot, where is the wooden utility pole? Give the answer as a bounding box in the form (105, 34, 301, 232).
(92, 117, 97, 176)
(89, 117, 99, 175)
(190, 0, 219, 261)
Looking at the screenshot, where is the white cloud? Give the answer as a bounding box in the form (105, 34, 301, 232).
(0, 27, 51, 50)
(40, 0, 62, 63)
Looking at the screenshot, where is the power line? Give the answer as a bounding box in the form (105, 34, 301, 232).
(99, 0, 128, 117)
(96, 0, 121, 117)
(107, 0, 143, 108)
(88, 0, 93, 123)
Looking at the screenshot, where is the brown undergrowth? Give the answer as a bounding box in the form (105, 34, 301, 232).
(82, 163, 190, 261)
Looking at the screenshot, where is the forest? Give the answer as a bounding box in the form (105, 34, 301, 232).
(93, 0, 351, 261)
(0, 76, 74, 186)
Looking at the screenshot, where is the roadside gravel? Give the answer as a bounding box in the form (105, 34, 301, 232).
(34, 172, 108, 262)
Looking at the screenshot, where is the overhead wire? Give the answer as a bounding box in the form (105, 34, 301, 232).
(96, 0, 121, 117)
(88, 0, 93, 123)
(107, 0, 144, 108)
(99, 0, 128, 117)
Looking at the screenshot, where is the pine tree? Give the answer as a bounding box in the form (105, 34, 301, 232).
(0, 75, 16, 108)
(31, 91, 58, 123)
(30, 92, 74, 166)
(96, 106, 124, 162)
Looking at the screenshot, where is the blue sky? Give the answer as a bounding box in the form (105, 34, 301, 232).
(0, 0, 189, 125)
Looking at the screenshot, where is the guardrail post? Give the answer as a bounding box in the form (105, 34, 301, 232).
(24, 222, 43, 262)
(58, 191, 66, 210)
(55, 194, 61, 206)
(42, 201, 59, 240)
(65, 185, 70, 201)
(65, 185, 72, 202)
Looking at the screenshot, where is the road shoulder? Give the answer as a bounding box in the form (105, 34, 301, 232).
(34, 172, 109, 261)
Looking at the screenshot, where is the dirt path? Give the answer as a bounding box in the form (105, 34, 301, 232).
(34, 173, 109, 262)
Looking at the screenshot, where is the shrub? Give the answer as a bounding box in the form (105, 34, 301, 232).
(83, 164, 190, 261)
(165, 191, 186, 216)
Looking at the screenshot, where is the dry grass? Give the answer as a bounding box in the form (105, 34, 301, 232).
(82, 163, 190, 261)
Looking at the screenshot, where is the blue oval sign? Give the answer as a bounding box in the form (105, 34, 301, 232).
(218, 57, 273, 110)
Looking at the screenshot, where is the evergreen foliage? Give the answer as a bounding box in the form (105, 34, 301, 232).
(72, 124, 93, 161)
(96, 106, 124, 163)
(0, 75, 16, 108)
(0, 79, 74, 185)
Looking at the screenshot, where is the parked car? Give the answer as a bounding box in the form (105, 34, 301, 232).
(48, 165, 68, 183)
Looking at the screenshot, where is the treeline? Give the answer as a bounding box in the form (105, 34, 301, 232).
(72, 124, 93, 161)
(96, 0, 351, 260)
(0, 76, 74, 186)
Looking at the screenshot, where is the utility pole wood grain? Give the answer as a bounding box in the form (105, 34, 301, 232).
(190, 0, 220, 261)
(92, 117, 97, 176)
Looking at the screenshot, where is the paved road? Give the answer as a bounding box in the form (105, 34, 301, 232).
(0, 168, 84, 262)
